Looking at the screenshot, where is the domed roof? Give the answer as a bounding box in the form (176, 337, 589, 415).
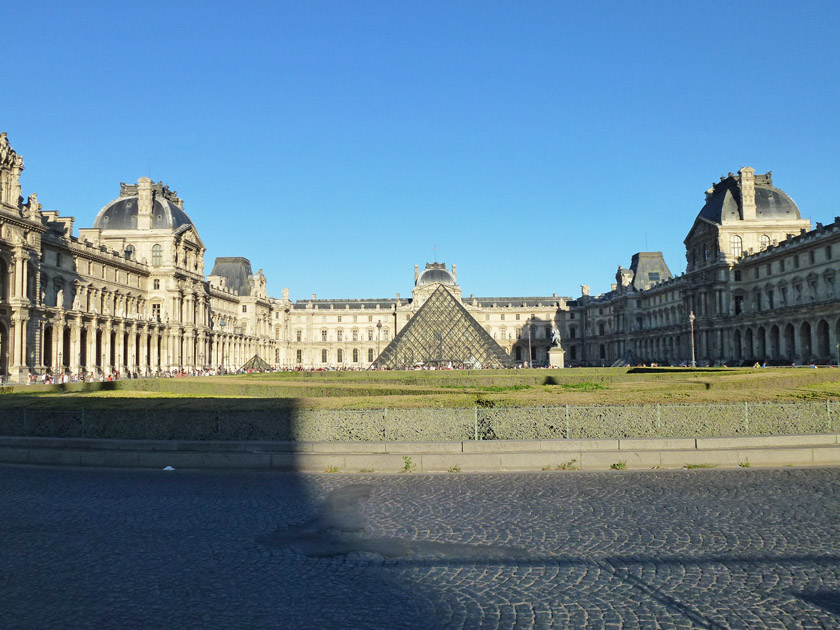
(416, 263, 456, 286)
(94, 197, 194, 231)
(93, 180, 194, 231)
(698, 170, 800, 224)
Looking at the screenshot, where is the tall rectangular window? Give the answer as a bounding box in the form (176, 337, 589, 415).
(296, 350, 302, 363)
(321, 349, 327, 363)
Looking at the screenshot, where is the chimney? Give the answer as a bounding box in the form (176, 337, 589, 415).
(137, 177, 153, 229)
(414, 265, 419, 282)
(739, 167, 756, 221)
(452, 264, 457, 282)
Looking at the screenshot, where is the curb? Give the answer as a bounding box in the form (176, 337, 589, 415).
(1, 434, 839, 472)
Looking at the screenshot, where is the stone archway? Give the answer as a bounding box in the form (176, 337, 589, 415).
(784, 324, 796, 362)
(799, 321, 812, 364)
(0, 320, 8, 381)
(769, 325, 780, 360)
(744, 328, 754, 360)
(733, 329, 742, 361)
(816, 320, 830, 363)
(756, 327, 766, 360)
(62, 326, 71, 372)
(43, 325, 53, 372)
(0, 257, 8, 301)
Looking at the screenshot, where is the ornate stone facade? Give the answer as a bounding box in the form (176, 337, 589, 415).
(2, 132, 838, 380)
(0, 134, 276, 382)
(565, 169, 840, 367)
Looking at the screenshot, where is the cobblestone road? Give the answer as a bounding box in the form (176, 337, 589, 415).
(2, 465, 840, 629)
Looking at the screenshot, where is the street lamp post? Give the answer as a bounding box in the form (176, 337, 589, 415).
(689, 311, 697, 368)
(527, 317, 533, 368)
(376, 320, 382, 369)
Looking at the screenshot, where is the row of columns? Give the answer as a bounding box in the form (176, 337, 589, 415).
(30, 313, 276, 378)
(631, 315, 840, 366)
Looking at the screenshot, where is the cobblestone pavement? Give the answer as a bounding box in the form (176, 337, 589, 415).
(2, 465, 840, 629)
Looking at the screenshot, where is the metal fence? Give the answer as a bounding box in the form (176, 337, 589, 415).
(0, 401, 835, 442)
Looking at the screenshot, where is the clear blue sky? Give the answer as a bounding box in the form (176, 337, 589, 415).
(4, 1, 839, 301)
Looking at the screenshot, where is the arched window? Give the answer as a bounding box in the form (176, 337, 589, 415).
(125, 245, 135, 260)
(352, 348, 359, 363)
(760, 235, 771, 250)
(151, 244, 163, 267)
(367, 348, 374, 362)
(730, 235, 743, 258)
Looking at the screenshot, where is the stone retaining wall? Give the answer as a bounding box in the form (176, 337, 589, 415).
(0, 401, 835, 442)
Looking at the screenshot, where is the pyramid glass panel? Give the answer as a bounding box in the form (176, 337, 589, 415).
(373, 285, 514, 369)
(239, 354, 272, 372)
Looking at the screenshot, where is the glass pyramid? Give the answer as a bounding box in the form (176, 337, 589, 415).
(239, 354, 272, 372)
(373, 285, 514, 369)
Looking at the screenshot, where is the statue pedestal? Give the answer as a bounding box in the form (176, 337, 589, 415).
(549, 346, 565, 368)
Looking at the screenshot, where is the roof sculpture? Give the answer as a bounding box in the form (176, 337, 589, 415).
(373, 285, 514, 369)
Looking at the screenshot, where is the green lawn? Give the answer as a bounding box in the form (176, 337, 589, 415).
(1, 367, 838, 410)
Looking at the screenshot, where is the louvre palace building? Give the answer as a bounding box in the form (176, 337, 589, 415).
(1, 131, 839, 382)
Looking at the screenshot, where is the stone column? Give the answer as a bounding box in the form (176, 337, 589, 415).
(53, 319, 63, 375)
(150, 327, 160, 374)
(116, 322, 126, 375)
(85, 320, 97, 376)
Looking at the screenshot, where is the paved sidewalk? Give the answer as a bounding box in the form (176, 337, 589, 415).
(2, 465, 839, 628)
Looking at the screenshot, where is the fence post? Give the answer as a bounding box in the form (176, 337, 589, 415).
(827, 399, 832, 432)
(565, 404, 570, 440)
(744, 401, 749, 434)
(383, 407, 388, 441)
(474, 406, 479, 441)
(656, 403, 661, 431)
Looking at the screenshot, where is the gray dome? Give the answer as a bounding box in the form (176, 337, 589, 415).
(417, 265, 456, 286)
(94, 197, 194, 231)
(698, 172, 800, 224)
(754, 186, 800, 219)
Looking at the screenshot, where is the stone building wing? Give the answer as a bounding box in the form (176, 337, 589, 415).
(373, 285, 514, 369)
